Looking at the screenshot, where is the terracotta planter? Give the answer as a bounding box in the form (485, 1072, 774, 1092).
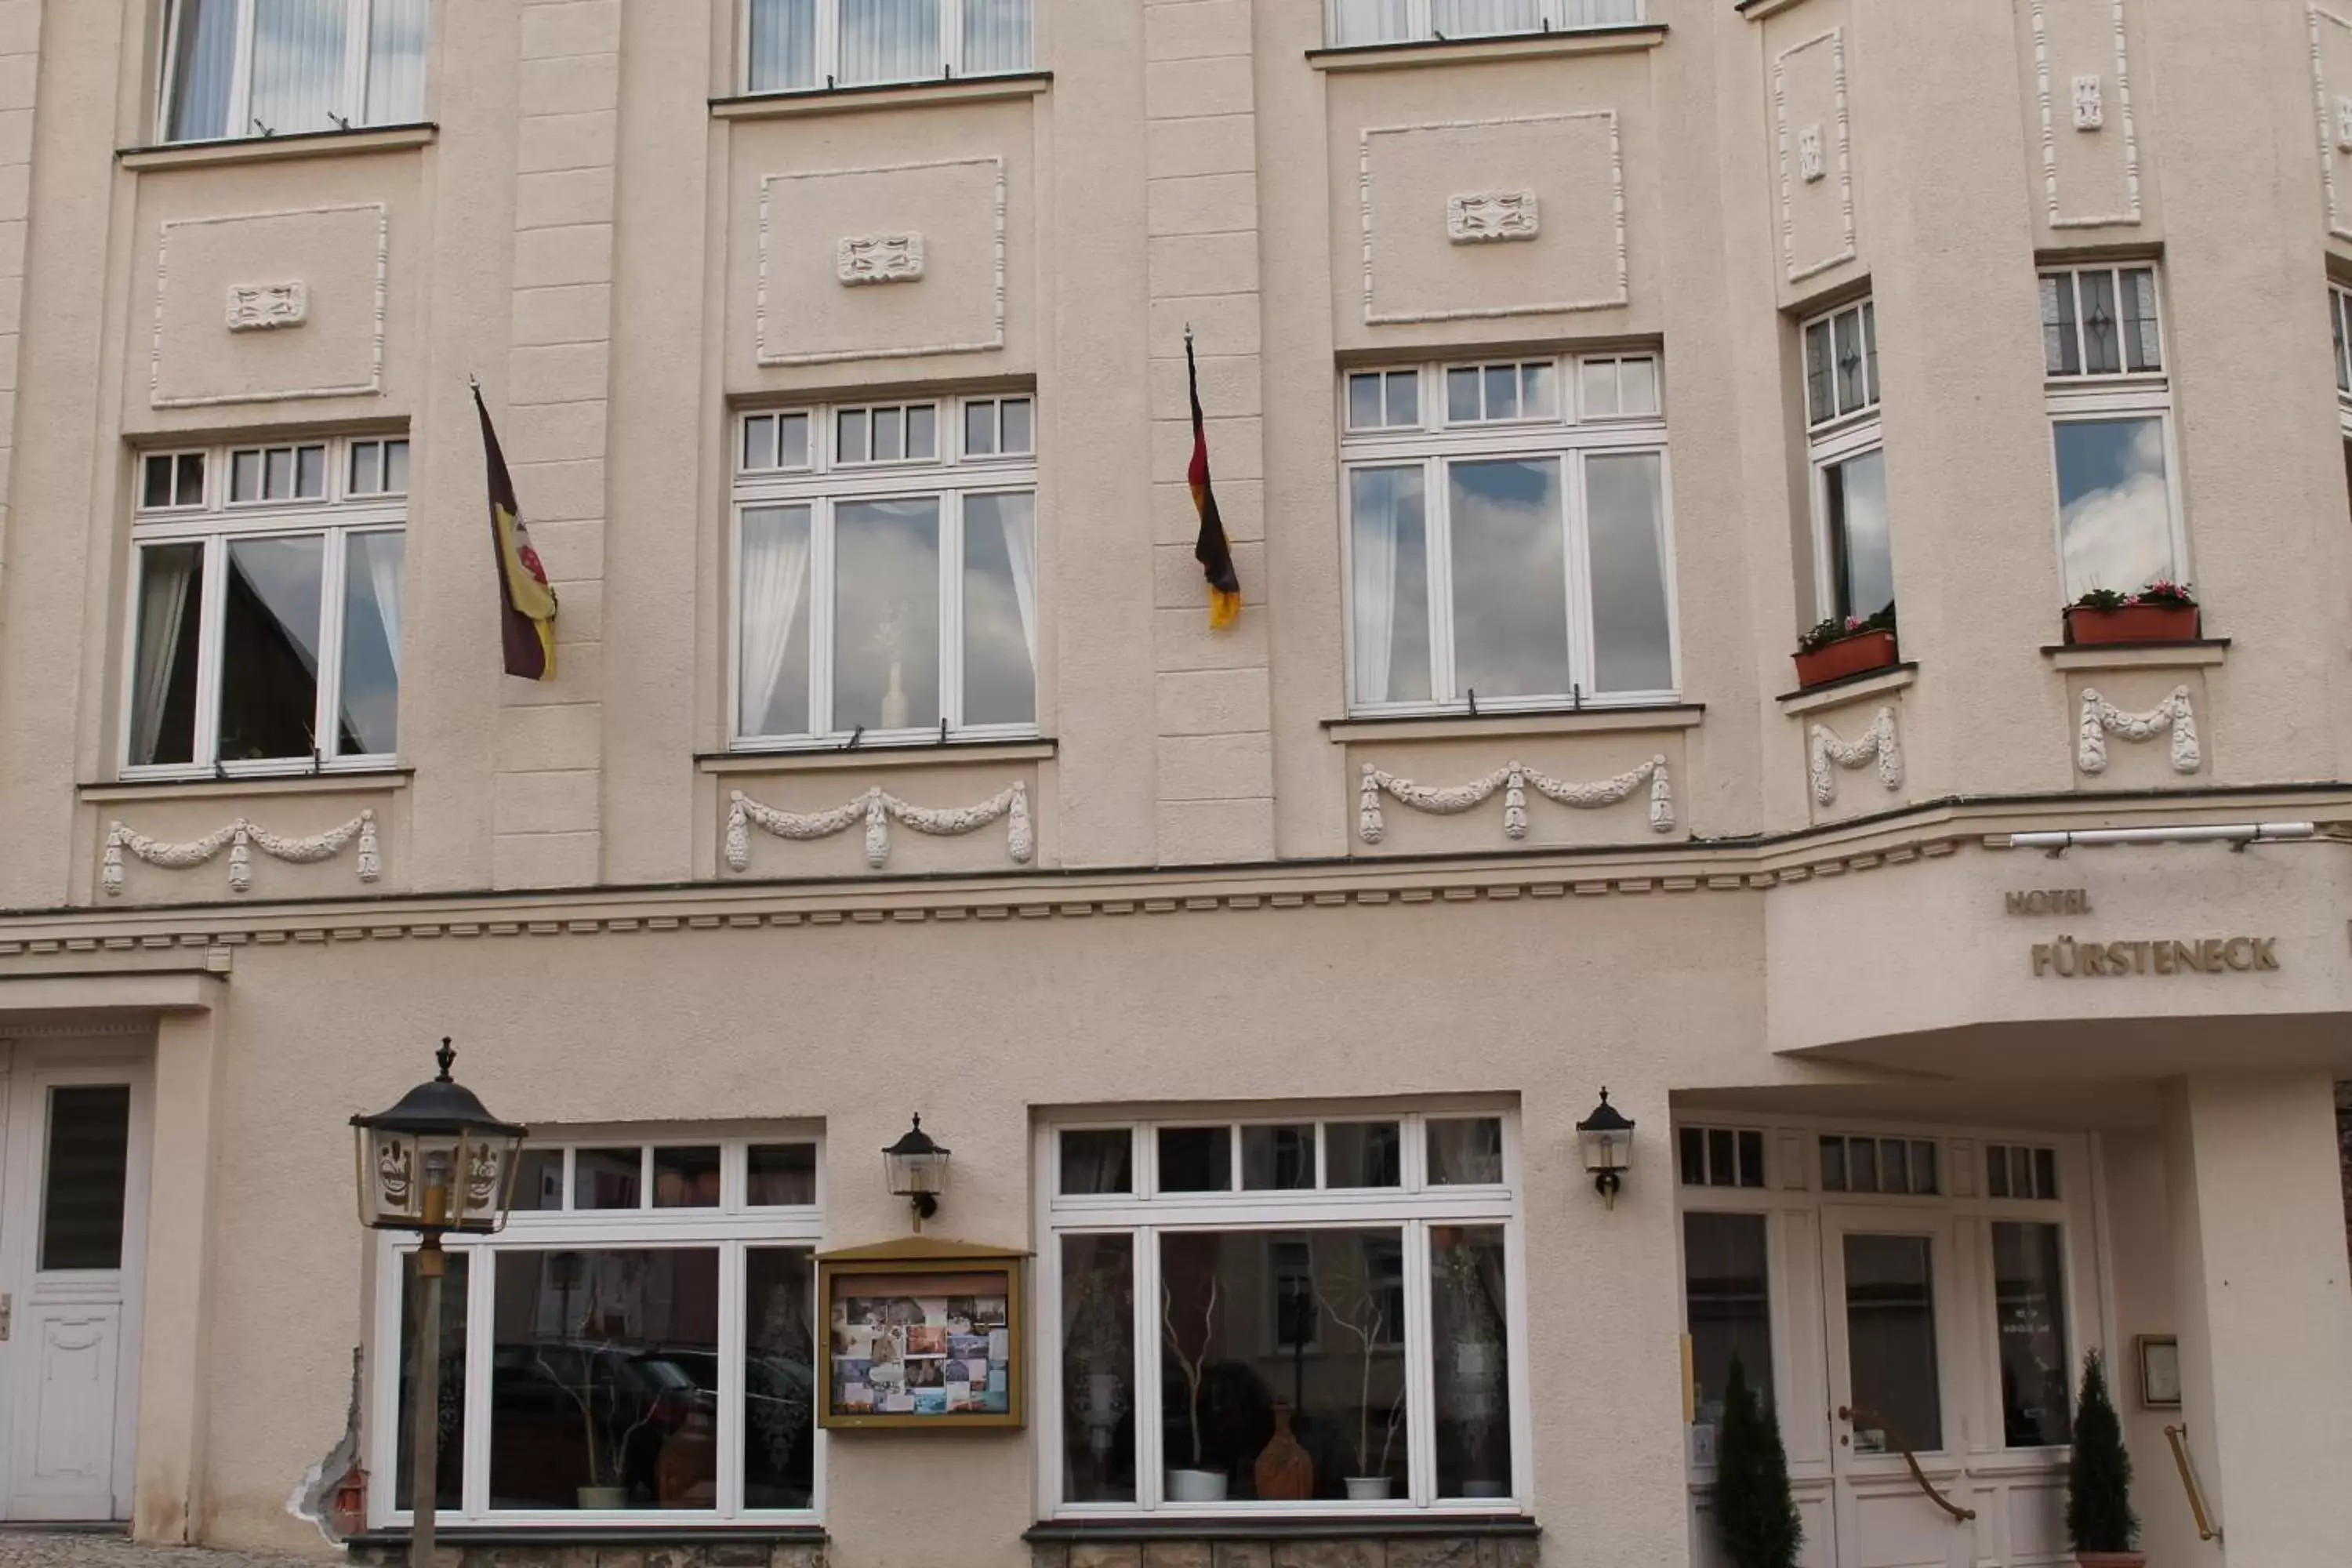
(1792, 628, 1899, 688)
(2065, 603, 2198, 644)
(2074, 1552, 2148, 1568)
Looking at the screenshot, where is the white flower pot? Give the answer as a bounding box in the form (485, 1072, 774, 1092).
(1345, 1476, 1392, 1501)
(1460, 1479, 1510, 1499)
(1167, 1468, 1229, 1502)
(576, 1484, 629, 1509)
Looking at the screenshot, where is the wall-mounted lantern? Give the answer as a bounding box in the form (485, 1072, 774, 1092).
(1576, 1088, 1635, 1209)
(884, 1113, 951, 1227)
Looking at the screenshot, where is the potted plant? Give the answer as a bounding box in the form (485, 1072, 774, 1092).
(1792, 607, 1898, 688)
(2066, 1350, 2143, 1567)
(1160, 1274, 1226, 1501)
(1712, 1353, 1801, 1568)
(2064, 579, 2198, 644)
(1316, 1246, 1406, 1501)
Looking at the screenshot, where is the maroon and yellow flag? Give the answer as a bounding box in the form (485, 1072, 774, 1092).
(1185, 329, 1241, 630)
(473, 382, 558, 681)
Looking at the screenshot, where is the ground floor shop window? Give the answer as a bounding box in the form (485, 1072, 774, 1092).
(372, 1134, 822, 1526)
(1041, 1109, 1523, 1515)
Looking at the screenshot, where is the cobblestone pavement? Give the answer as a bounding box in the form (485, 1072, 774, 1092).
(0, 1534, 327, 1568)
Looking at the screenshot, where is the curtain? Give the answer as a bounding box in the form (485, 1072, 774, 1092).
(747, 0, 818, 91)
(1432, 0, 1541, 38)
(1561, 0, 1645, 23)
(999, 500, 1036, 672)
(365, 0, 430, 125)
(1350, 477, 1400, 706)
(962, 0, 1030, 73)
(364, 532, 405, 676)
(739, 507, 812, 736)
(132, 547, 199, 764)
(165, 0, 238, 141)
(249, 0, 348, 136)
(840, 0, 942, 85)
(1331, 0, 1412, 45)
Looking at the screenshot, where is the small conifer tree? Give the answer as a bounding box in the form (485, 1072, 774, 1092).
(1713, 1352, 1801, 1568)
(2066, 1349, 2139, 1554)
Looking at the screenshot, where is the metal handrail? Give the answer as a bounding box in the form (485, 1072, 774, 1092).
(1836, 1404, 1977, 1523)
(2164, 1424, 2221, 1542)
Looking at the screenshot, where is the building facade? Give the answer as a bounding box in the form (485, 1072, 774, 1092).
(0, 0, 2345, 1565)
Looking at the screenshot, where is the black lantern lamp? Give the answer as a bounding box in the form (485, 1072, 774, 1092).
(1576, 1088, 1636, 1208)
(884, 1113, 951, 1227)
(351, 1041, 525, 1566)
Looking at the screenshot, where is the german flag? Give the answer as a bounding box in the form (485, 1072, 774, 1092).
(473, 381, 559, 681)
(1185, 329, 1242, 630)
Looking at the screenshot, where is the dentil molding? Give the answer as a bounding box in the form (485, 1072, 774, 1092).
(103, 812, 380, 897)
(1357, 757, 1675, 845)
(1809, 706, 1904, 807)
(727, 783, 1033, 873)
(2077, 685, 2200, 775)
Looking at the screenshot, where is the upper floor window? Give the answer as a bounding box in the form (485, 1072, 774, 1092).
(1802, 299, 1893, 626)
(161, 0, 428, 144)
(1327, 0, 1644, 48)
(743, 0, 1031, 93)
(125, 435, 406, 776)
(1339, 353, 1675, 715)
(2040, 263, 2183, 601)
(732, 395, 1036, 747)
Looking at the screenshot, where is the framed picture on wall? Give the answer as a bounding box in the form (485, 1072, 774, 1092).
(2136, 1334, 2181, 1409)
(817, 1236, 1027, 1429)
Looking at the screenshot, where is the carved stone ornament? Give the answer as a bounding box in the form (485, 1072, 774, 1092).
(836, 233, 925, 285)
(1446, 191, 1540, 244)
(1809, 706, 1904, 807)
(2077, 685, 2200, 775)
(1798, 125, 1827, 184)
(2072, 74, 2105, 131)
(1357, 757, 1675, 846)
(726, 782, 1032, 873)
(103, 811, 379, 896)
(2337, 93, 2352, 153)
(226, 281, 309, 331)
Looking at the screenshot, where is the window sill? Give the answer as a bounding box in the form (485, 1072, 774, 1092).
(78, 768, 412, 804)
(710, 71, 1050, 122)
(1307, 25, 1664, 70)
(2040, 637, 2228, 672)
(1734, 0, 1813, 20)
(1026, 1515, 1537, 1542)
(698, 738, 1054, 775)
(350, 1525, 828, 1548)
(117, 122, 436, 172)
(1323, 704, 1701, 743)
(1775, 662, 1916, 714)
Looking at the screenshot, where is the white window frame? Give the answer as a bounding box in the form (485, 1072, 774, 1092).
(1322, 0, 1646, 49)
(122, 435, 406, 780)
(737, 0, 1035, 94)
(367, 1129, 826, 1530)
(1035, 1105, 1532, 1519)
(729, 395, 1039, 750)
(156, 0, 425, 144)
(2040, 263, 2187, 599)
(1801, 299, 1887, 626)
(2331, 280, 2352, 434)
(1338, 353, 1678, 717)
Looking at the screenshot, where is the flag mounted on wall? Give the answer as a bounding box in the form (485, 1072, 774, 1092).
(472, 379, 559, 681)
(1185, 328, 1242, 630)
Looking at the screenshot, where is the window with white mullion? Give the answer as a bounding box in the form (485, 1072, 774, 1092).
(160, 0, 430, 143)
(742, 0, 1032, 93)
(2041, 265, 2185, 604)
(1326, 0, 1642, 47)
(2332, 282, 2352, 418)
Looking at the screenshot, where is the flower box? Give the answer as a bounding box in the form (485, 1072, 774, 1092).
(2063, 603, 2199, 644)
(1792, 628, 1899, 688)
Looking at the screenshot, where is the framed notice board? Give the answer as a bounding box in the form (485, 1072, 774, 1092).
(816, 1236, 1027, 1429)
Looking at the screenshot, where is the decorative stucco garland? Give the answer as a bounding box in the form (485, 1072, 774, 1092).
(1357, 757, 1674, 845)
(103, 811, 379, 896)
(2077, 685, 2200, 775)
(726, 784, 1033, 873)
(1809, 706, 1904, 806)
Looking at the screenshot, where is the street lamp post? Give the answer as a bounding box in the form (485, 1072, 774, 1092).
(351, 1041, 527, 1566)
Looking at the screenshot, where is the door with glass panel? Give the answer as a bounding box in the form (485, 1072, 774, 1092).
(1819, 1207, 1965, 1568)
(0, 1060, 151, 1522)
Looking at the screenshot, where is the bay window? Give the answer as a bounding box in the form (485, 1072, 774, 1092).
(1802, 299, 1894, 625)
(2041, 263, 2187, 601)
(1341, 354, 1677, 714)
(1041, 1109, 1526, 1515)
(373, 1133, 823, 1526)
(125, 437, 405, 775)
(1327, 0, 1644, 49)
(732, 396, 1037, 747)
(2331, 280, 2352, 515)
(743, 0, 1032, 93)
(160, 0, 428, 144)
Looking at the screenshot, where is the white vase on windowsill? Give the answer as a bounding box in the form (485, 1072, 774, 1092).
(1345, 1476, 1392, 1501)
(1166, 1468, 1228, 1502)
(577, 1484, 628, 1509)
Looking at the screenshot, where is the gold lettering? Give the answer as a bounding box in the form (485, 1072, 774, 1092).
(2256, 937, 2279, 971)
(2026, 891, 2049, 914)
(2175, 941, 2205, 972)
(2201, 938, 2225, 971)
(2223, 938, 2255, 971)
(2007, 891, 2027, 915)
(2083, 944, 2110, 976)
(2052, 937, 2079, 977)
(2032, 944, 2053, 976)
(2107, 942, 2134, 975)
(2152, 942, 2175, 975)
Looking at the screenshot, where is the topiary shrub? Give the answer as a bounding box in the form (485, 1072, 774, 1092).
(1714, 1352, 1802, 1568)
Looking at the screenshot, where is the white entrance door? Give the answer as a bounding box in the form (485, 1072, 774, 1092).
(1820, 1207, 1969, 1568)
(0, 1053, 151, 1522)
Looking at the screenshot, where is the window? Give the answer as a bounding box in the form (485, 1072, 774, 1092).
(731, 396, 1037, 746)
(1341, 354, 1675, 714)
(1990, 1222, 2071, 1446)
(1819, 1134, 1940, 1196)
(1801, 299, 1893, 628)
(2330, 281, 2352, 516)
(1677, 1126, 1766, 1190)
(125, 436, 406, 775)
(743, 0, 1032, 93)
(374, 1133, 822, 1524)
(1041, 1109, 1523, 1513)
(1984, 1143, 2060, 1202)
(1682, 1212, 1770, 1431)
(1327, 0, 1645, 49)
(160, 0, 429, 144)
(2040, 263, 2184, 602)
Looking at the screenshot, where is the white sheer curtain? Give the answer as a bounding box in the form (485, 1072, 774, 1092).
(739, 507, 812, 735)
(1561, 0, 1646, 23)
(365, 0, 430, 124)
(1349, 468, 1425, 706)
(962, 0, 1032, 74)
(249, 0, 348, 136)
(1432, 0, 1541, 38)
(1352, 487, 1399, 707)
(840, 0, 942, 85)
(165, 0, 238, 141)
(748, 0, 818, 90)
(363, 532, 405, 676)
(1330, 0, 1412, 45)
(132, 547, 199, 764)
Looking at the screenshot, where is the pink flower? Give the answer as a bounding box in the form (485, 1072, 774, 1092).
(2122, 594, 2140, 606)
(1843, 615, 1862, 630)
